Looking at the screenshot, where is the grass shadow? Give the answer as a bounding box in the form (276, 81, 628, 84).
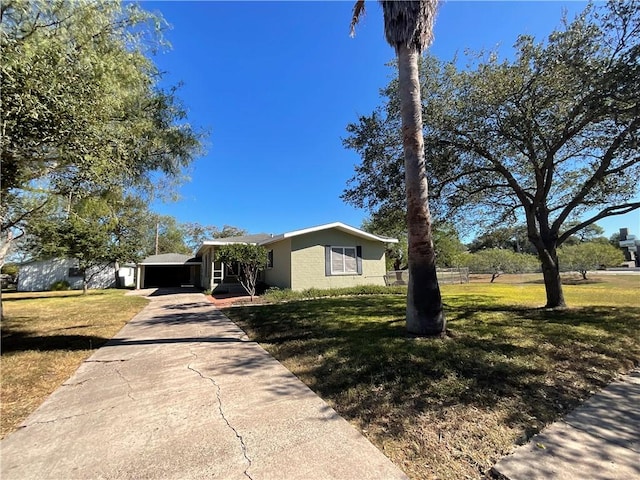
(1, 291, 110, 302)
(1, 329, 111, 353)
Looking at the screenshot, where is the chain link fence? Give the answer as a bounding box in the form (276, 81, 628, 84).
(384, 268, 469, 286)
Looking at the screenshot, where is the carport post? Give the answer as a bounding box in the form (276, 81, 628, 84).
(136, 265, 142, 289)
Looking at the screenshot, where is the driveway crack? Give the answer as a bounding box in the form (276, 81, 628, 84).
(188, 350, 253, 480)
(22, 405, 118, 428)
(85, 359, 130, 363)
(115, 367, 136, 401)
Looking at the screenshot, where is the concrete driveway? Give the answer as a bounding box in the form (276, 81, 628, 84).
(1, 290, 407, 479)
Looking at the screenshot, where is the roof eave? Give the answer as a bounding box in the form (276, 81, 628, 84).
(261, 222, 398, 245)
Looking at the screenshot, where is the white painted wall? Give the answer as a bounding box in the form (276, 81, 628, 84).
(117, 265, 136, 288)
(17, 258, 117, 292)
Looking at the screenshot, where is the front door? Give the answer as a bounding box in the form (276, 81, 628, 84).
(213, 261, 224, 284)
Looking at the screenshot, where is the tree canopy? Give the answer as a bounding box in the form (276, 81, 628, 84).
(363, 213, 465, 270)
(343, 0, 639, 307)
(23, 192, 146, 292)
(215, 244, 268, 300)
(0, 0, 203, 263)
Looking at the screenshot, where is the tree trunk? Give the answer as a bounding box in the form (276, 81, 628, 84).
(538, 245, 566, 308)
(0, 232, 14, 319)
(113, 260, 121, 288)
(397, 45, 445, 336)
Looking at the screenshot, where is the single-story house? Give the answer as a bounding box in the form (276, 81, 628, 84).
(196, 222, 398, 292)
(16, 258, 134, 292)
(135, 253, 202, 289)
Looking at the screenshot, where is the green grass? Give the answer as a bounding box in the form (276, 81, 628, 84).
(223, 274, 640, 480)
(1, 290, 148, 439)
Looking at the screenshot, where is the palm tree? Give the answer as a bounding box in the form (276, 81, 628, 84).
(351, 0, 445, 335)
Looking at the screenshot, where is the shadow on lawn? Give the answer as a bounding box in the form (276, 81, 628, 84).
(1, 291, 110, 302)
(1, 329, 110, 353)
(225, 296, 640, 440)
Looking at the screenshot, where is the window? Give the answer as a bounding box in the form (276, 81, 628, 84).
(267, 250, 274, 268)
(68, 267, 83, 277)
(325, 246, 362, 275)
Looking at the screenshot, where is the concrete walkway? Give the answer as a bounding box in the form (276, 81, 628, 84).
(492, 369, 640, 480)
(1, 291, 407, 480)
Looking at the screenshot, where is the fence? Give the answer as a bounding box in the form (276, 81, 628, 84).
(384, 268, 469, 286)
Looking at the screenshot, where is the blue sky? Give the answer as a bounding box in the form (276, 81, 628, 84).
(144, 0, 639, 241)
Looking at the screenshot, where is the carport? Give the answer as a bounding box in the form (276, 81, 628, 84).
(136, 253, 202, 289)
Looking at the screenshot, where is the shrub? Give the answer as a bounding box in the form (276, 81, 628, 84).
(1, 263, 19, 276)
(50, 280, 71, 291)
(262, 285, 406, 303)
(459, 249, 539, 282)
(559, 242, 625, 279)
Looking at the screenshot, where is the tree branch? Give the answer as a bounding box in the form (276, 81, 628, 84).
(1, 198, 50, 232)
(552, 116, 640, 233)
(557, 202, 640, 244)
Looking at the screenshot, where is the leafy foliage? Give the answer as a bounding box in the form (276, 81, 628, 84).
(1, 263, 18, 276)
(344, 1, 640, 307)
(1, 0, 202, 196)
(214, 244, 268, 299)
(559, 242, 625, 279)
(262, 284, 407, 303)
(363, 213, 465, 270)
(0, 0, 204, 269)
(49, 280, 71, 291)
(181, 223, 247, 253)
(23, 194, 138, 292)
(459, 249, 540, 282)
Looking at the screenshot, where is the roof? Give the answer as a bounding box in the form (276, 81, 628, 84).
(259, 222, 398, 246)
(139, 253, 201, 265)
(196, 222, 397, 255)
(201, 233, 273, 246)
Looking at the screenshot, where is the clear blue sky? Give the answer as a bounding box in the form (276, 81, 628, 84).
(143, 0, 639, 241)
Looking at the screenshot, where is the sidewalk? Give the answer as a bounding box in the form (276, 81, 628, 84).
(1, 290, 407, 480)
(492, 368, 640, 480)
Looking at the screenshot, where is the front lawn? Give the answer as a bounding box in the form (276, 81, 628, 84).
(224, 275, 639, 479)
(0, 290, 148, 439)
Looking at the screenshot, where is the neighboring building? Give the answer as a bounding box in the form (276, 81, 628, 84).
(117, 264, 137, 288)
(17, 258, 117, 292)
(618, 228, 640, 267)
(196, 222, 398, 292)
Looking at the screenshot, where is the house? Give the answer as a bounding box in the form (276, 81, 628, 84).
(196, 222, 398, 292)
(17, 258, 119, 292)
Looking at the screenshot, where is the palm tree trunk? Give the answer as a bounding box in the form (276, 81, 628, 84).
(397, 44, 445, 336)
